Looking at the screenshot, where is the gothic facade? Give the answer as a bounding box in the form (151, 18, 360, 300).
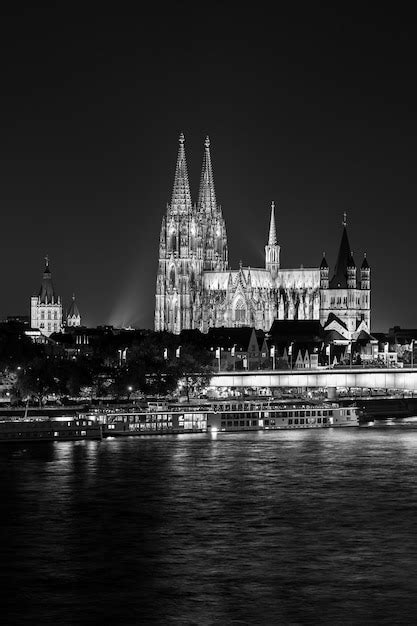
(154, 135, 371, 338)
(31, 257, 63, 336)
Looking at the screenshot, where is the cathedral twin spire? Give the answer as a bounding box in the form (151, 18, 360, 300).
(170, 133, 218, 215)
(170, 133, 192, 213)
(198, 136, 217, 213)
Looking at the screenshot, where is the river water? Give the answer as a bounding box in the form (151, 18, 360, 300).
(2, 422, 417, 625)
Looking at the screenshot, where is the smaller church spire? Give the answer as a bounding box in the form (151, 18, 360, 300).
(320, 252, 328, 268)
(268, 201, 277, 245)
(39, 256, 55, 302)
(265, 201, 280, 276)
(67, 293, 81, 327)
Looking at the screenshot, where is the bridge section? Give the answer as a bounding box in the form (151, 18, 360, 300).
(210, 368, 417, 392)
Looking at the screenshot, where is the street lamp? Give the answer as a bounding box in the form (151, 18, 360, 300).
(215, 347, 221, 372)
(288, 342, 294, 370)
(270, 345, 276, 370)
(326, 344, 331, 368)
(118, 347, 128, 367)
(347, 340, 352, 368)
(231, 344, 236, 371)
(411, 340, 414, 369)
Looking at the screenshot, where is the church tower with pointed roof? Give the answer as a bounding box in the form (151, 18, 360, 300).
(320, 214, 371, 335)
(155, 133, 204, 333)
(67, 294, 81, 327)
(30, 256, 63, 336)
(265, 201, 280, 278)
(198, 136, 228, 271)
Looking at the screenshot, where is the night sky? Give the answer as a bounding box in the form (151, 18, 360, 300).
(1, 4, 416, 332)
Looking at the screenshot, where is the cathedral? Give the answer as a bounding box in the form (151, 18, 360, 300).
(154, 134, 371, 338)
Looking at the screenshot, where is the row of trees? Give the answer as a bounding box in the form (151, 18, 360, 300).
(0, 327, 213, 405)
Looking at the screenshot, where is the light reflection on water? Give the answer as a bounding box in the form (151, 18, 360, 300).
(2, 425, 417, 624)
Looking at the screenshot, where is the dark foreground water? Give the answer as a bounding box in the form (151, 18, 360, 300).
(2, 424, 417, 625)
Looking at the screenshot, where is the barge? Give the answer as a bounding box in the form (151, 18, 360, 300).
(0, 401, 359, 442)
(94, 400, 359, 437)
(0, 416, 102, 443)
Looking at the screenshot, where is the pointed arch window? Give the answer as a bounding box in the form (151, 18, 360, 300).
(169, 266, 176, 289)
(234, 299, 246, 323)
(169, 227, 177, 252)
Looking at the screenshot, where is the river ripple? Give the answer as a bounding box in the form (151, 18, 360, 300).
(1, 424, 417, 625)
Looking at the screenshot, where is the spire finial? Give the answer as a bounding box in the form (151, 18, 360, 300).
(179, 132, 185, 144)
(323, 251, 326, 257)
(45, 254, 49, 268)
(343, 211, 347, 227)
(205, 135, 210, 148)
(72, 293, 75, 301)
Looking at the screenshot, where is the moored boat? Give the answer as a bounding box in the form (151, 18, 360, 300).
(0, 416, 102, 443)
(208, 400, 359, 432)
(94, 400, 359, 437)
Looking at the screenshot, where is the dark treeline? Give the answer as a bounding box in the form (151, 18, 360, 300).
(0, 324, 212, 405)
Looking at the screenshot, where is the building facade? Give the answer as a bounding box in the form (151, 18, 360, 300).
(155, 135, 371, 338)
(31, 257, 63, 336)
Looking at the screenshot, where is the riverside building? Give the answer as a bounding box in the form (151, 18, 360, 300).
(30, 257, 63, 336)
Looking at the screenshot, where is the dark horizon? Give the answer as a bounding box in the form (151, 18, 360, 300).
(1, 4, 416, 333)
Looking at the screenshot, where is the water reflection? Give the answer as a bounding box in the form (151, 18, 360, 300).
(2, 427, 417, 623)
